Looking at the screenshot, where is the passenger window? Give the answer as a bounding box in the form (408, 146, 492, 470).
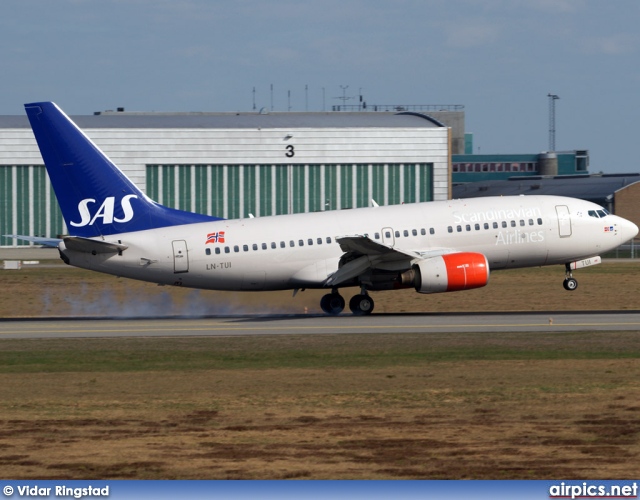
(511, 221, 516, 227)
(289, 240, 295, 247)
(421, 228, 426, 236)
(224, 246, 230, 253)
(271, 242, 276, 249)
(252, 244, 258, 251)
(537, 218, 543, 225)
(384, 231, 391, 239)
(466, 225, 471, 231)
(261, 243, 267, 250)
(234, 245, 239, 252)
(205, 248, 211, 256)
(308, 238, 313, 245)
(280, 241, 286, 248)
(475, 224, 480, 230)
(484, 223, 489, 230)
(493, 222, 498, 229)
(243, 245, 248, 252)
(412, 229, 417, 236)
(529, 219, 534, 226)
(502, 221, 507, 228)
(395, 230, 400, 238)
(317, 237, 323, 244)
(374, 233, 380, 239)
(520, 220, 525, 226)
(403, 230, 409, 237)
(457, 225, 462, 232)
(215, 247, 221, 254)
(298, 240, 304, 246)
(326, 237, 332, 244)
(430, 228, 435, 235)
(448, 226, 453, 233)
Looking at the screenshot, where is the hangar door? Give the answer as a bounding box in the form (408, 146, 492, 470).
(0, 165, 65, 246)
(146, 163, 434, 219)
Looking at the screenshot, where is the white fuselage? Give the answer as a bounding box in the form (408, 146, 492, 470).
(60, 195, 637, 292)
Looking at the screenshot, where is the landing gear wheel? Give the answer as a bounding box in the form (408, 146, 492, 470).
(349, 294, 375, 316)
(320, 293, 345, 315)
(563, 278, 578, 291)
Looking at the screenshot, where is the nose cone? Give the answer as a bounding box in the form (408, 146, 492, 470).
(619, 217, 639, 242)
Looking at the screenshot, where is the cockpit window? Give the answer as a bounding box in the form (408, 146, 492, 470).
(588, 208, 610, 219)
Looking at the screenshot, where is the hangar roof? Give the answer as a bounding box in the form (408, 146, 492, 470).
(0, 111, 445, 129)
(453, 174, 640, 206)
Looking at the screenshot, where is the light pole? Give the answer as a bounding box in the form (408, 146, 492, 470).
(548, 93, 560, 151)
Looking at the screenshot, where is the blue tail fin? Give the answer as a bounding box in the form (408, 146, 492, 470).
(25, 102, 222, 238)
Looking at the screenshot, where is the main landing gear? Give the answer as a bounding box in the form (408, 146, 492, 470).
(320, 287, 375, 316)
(563, 263, 578, 291)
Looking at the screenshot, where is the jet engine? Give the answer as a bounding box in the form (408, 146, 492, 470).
(400, 252, 490, 294)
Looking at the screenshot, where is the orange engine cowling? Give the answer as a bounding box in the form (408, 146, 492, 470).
(410, 252, 490, 294)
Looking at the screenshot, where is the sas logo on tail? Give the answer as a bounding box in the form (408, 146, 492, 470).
(206, 232, 225, 244)
(71, 195, 138, 227)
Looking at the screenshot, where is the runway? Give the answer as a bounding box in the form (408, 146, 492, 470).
(1, 311, 640, 339)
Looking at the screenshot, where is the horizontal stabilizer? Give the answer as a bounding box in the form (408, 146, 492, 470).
(63, 237, 128, 254)
(3, 235, 62, 248)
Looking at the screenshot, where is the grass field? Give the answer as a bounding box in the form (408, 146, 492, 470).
(0, 261, 639, 479)
(1, 333, 639, 479)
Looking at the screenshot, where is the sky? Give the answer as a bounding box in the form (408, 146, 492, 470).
(1, 0, 639, 172)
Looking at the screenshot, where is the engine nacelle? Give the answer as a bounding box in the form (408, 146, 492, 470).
(403, 252, 490, 294)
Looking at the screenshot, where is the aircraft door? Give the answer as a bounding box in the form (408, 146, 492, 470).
(381, 227, 395, 247)
(172, 240, 189, 273)
(555, 205, 572, 237)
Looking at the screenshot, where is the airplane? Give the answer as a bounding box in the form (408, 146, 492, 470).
(8, 101, 638, 315)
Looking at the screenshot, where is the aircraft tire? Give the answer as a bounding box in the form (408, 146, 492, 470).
(320, 293, 345, 315)
(349, 294, 375, 316)
(563, 278, 578, 291)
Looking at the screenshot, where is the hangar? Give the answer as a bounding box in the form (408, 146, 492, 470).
(0, 110, 451, 246)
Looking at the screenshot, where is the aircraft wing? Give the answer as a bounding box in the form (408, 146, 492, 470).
(325, 235, 463, 287)
(2, 235, 62, 248)
(324, 235, 421, 287)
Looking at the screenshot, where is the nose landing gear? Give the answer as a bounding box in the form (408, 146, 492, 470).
(563, 263, 578, 291)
